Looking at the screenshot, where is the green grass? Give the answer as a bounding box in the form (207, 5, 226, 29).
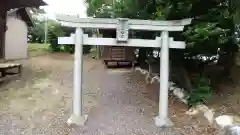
(28, 43, 50, 57)
(28, 43, 50, 51)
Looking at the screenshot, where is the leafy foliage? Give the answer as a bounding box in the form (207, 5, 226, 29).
(188, 76, 212, 106)
(28, 19, 45, 43)
(47, 21, 65, 52)
(184, 22, 231, 54)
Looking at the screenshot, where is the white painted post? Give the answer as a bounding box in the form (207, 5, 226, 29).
(155, 31, 173, 127)
(67, 27, 88, 126)
(74, 27, 83, 117)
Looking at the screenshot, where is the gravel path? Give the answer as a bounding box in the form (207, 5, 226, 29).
(71, 68, 182, 135)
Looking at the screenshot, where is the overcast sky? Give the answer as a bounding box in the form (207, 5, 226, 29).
(42, 0, 87, 18)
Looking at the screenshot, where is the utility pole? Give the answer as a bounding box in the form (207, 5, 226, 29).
(44, 15, 48, 44)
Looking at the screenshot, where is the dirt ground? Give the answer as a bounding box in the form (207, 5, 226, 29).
(0, 52, 239, 135)
(0, 53, 100, 135)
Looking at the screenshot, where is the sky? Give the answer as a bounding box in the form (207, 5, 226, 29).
(42, 0, 87, 19)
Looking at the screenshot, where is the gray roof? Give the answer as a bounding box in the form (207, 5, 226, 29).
(3, 0, 47, 10)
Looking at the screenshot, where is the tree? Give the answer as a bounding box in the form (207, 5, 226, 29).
(85, 0, 240, 105)
(28, 7, 46, 43)
(28, 8, 65, 43)
(28, 19, 45, 43)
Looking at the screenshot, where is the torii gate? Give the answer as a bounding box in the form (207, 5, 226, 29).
(57, 15, 192, 127)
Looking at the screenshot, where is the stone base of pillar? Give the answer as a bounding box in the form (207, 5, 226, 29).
(154, 116, 174, 127)
(67, 114, 88, 126)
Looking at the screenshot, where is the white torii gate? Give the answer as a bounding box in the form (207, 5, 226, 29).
(57, 15, 192, 127)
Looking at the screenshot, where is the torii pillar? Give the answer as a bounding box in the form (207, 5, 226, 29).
(67, 28, 88, 126)
(156, 31, 171, 126)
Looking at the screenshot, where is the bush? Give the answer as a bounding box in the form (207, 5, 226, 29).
(188, 76, 212, 106)
(83, 45, 92, 54)
(50, 39, 61, 52)
(63, 45, 75, 54)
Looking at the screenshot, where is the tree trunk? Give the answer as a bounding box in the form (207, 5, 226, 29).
(171, 66, 192, 93)
(138, 48, 148, 70)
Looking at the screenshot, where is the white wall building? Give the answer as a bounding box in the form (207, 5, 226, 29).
(4, 8, 33, 60)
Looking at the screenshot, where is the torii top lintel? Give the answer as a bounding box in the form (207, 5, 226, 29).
(56, 15, 192, 32)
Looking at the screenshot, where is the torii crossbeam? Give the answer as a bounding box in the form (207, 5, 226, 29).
(56, 15, 192, 127)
